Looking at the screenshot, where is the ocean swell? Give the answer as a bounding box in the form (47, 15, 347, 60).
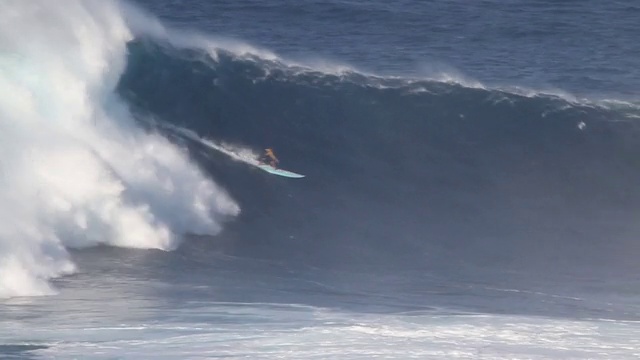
(118, 35, 640, 273)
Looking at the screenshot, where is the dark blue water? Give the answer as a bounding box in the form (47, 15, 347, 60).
(121, 0, 640, 280)
(133, 0, 640, 98)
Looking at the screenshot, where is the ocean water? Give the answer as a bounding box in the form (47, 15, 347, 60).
(1, 0, 640, 358)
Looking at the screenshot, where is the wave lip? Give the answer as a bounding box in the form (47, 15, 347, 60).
(0, 0, 239, 298)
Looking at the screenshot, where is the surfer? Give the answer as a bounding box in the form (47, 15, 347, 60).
(259, 148, 279, 168)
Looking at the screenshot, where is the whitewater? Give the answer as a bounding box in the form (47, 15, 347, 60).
(0, 0, 239, 297)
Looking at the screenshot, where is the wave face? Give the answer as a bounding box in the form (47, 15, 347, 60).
(0, 0, 239, 297)
(118, 37, 640, 274)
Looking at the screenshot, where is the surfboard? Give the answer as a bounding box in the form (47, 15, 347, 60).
(257, 164, 305, 178)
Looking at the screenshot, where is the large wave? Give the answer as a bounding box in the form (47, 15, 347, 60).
(0, 0, 239, 297)
(3, 0, 640, 298)
(117, 28, 640, 275)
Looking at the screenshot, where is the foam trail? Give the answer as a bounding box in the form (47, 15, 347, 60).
(148, 120, 262, 166)
(0, 0, 239, 298)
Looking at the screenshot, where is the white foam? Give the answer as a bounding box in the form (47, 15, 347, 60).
(9, 305, 640, 359)
(0, 0, 239, 298)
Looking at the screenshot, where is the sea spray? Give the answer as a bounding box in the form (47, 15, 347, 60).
(0, 0, 239, 298)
